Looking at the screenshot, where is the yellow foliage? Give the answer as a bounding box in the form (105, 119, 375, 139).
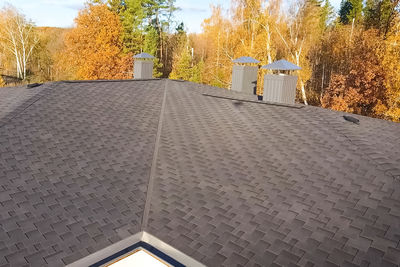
(381, 30, 400, 122)
(0, 76, 5, 87)
(62, 4, 132, 80)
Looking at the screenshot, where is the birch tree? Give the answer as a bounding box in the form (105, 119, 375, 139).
(275, 0, 324, 105)
(0, 6, 38, 80)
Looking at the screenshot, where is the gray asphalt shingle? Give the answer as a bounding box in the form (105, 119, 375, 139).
(0, 79, 399, 266)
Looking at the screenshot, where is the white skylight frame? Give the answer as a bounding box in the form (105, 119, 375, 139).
(107, 248, 169, 267)
(66, 231, 206, 267)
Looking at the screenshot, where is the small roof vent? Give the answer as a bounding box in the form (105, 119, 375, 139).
(261, 59, 301, 70)
(133, 52, 155, 60)
(343, 115, 360, 124)
(232, 56, 260, 64)
(26, 83, 42, 89)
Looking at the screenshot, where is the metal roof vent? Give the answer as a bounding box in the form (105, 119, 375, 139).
(26, 83, 42, 89)
(133, 53, 155, 79)
(343, 115, 360, 124)
(261, 59, 301, 104)
(231, 56, 260, 96)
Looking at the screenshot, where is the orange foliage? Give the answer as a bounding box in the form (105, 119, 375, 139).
(62, 4, 132, 80)
(321, 30, 387, 117)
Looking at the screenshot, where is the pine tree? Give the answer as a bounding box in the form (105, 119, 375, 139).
(143, 26, 163, 77)
(169, 45, 192, 80)
(189, 60, 204, 83)
(321, 0, 335, 28)
(364, 0, 400, 36)
(339, 0, 363, 24)
(120, 0, 145, 54)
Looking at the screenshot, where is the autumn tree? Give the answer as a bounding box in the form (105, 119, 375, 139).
(0, 6, 39, 80)
(169, 32, 204, 82)
(380, 21, 400, 121)
(0, 76, 5, 87)
(275, 0, 326, 104)
(201, 5, 232, 87)
(62, 3, 132, 80)
(321, 30, 388, 117)
(364, 0, 400, 36)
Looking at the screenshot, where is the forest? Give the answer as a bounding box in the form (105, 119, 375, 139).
(0, 0, 399, 121)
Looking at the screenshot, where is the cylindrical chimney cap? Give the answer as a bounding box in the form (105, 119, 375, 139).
(261, 59, 301, 70)
(133, 52, 155, 60)
(232, 56, 260, 64)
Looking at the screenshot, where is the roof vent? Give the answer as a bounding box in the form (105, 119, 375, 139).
(343, 115, 360, 124)
(231, 56, 259, 96)
(133, 53, 155, 79)
(26, 83, 42, 89)
(261, 59, 300, 105)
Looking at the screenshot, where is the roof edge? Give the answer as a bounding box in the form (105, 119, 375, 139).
(66, 231, 205, 267)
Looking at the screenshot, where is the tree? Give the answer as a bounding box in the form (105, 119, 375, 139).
(143, 26, 163, 77)
(380, 22, 400, 121)
(169, 32, 204, 82)
(110, 0, 178, 76)
(365, 0, 400, 37)
(321, 30, 387, 117)
(119, 0, 146, 54)
(339, 0, 363, 24)
(62, 4, 132, 80)
(0, 76, 5, 87)
(201, 5, 232, 87)
(0, 6, 39, 80)
(275, 0, 325, 105)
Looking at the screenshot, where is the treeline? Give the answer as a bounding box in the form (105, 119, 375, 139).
(183, 0, 400, 121)
(0, 0, 399, 121)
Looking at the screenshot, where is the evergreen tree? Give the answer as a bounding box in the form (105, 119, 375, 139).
(339, 0, 353, 24)
(321, 0, 335, 28)
(121, 0, 145, 54)
(364, 0, 400, 36)
(143, 26, 163, 77)
(169, 44, 192, 80)
(169, 33, 204, 83)
(339, 0, 363, 24)
(190, 60, 204, 83)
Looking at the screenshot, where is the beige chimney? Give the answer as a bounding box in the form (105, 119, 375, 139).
(231, 57, 260, 95)
(133, 53, 155, 79)
(261, 59, 301, 104)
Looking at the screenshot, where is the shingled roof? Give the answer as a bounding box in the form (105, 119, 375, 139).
(0, 79, 399, 267)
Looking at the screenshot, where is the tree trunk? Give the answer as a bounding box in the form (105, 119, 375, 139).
(300, 79, 308, 105)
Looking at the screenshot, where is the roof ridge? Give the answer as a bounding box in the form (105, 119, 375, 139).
(141, 79, 169, 231)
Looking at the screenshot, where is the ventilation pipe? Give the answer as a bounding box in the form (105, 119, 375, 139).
(231, 57, 260, 95)
(133, 53, 155, 79)
(261, 59, 301, 104)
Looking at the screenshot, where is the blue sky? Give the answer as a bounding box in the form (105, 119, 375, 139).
(0, 0, 341, 33)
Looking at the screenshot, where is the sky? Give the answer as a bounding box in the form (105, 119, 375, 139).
(0, 0, 342, 33)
